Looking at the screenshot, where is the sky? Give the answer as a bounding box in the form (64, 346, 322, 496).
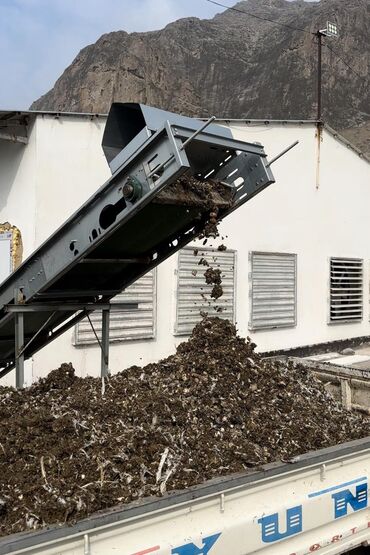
(0, 0, 318, 110)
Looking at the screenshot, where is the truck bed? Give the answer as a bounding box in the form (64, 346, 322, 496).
(2, 437, 370, 555)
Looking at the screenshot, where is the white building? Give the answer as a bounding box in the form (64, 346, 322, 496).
(0, 110, 369, 385)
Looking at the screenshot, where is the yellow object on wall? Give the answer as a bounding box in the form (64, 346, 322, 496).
(0, 223, 23, 270)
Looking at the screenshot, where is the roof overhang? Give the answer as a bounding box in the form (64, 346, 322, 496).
(0, 111, 33, 144)
(0, 109, 368, 165)
(0, 109, 106, 146)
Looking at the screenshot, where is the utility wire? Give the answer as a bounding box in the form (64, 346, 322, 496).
(206, 0, 314, 35)
(206, 1, 367, 84)
(206, 0, 368, 118)
(325, 43, 366, 81)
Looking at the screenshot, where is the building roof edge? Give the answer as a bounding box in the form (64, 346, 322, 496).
(1, 110, 368, 165)
(0, 109, 107, 119)
(211, 118, 370, 166)
(323, 123, 370, 165)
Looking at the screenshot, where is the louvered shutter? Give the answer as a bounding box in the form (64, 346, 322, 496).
(330, 258, 363, 322)
(74, 270, 156, 344)
(0, 232, 12, 284)
(175, 247, 236, 336)
(250, 252, 297, 330)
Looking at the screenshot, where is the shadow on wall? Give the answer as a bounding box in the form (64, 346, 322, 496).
(0, 134, 29, 270)
(0, 141, 28, 214)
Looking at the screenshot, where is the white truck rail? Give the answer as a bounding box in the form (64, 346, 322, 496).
(1, 437, 370, 555)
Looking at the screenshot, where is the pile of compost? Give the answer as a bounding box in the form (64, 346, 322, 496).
(1, 317, 369, 537)
(154, 175, 233, 209)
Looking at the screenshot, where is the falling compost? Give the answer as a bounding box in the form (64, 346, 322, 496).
(190, 176, 228, 305)
(0, 316, 369, 537)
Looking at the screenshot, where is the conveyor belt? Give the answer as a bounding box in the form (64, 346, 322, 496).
(0, 103, 274, 380)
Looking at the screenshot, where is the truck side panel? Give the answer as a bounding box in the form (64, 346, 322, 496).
(2, 440, 370, 555)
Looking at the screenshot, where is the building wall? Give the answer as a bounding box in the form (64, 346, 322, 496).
(33, 114, 110, 245)
(218, 123, 370, 351)
(0, 121, 38, 386)
(1, 115, 370, 381)
(0, 120, 37, 260)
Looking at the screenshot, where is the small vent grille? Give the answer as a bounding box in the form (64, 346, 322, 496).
(250, 252, 297, 330)
(75, 270, 156, 344)
(330, 258, 363, 323)
(175, 247, 236, 336)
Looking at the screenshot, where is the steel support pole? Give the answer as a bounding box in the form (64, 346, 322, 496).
(15, 312, 25, 389)
(101, 308, 110, 378)
(317, 32, 323, 121)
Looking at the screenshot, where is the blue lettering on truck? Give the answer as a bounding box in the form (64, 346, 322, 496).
(171, 533, 221, 555)
(131, 477, 369, 554)
(332, 483, 368, 518)
(258, 506, 302, 543)
(258, 476, 368, 544)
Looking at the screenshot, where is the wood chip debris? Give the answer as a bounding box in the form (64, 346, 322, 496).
(0, 316, 369, 537)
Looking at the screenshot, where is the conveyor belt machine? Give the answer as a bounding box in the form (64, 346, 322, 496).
(0, 103, 277, 386)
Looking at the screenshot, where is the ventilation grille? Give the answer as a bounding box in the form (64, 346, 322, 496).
(250, 252, 296, 330)
(330, 258, 363, 322)
(175, 247, 236, 336)
(75, 270, 156, 344)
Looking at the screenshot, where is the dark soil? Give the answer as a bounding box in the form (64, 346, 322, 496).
(194, 191, 226, 303)
(0, 317, 369, 537)
(210, 283, 223, 299)
(204, 268, 222, 285)
(217, 244, 227, 251)
(204, 268, 223, 300)
(198, 257, 209, 267)
(156, 172, 228, 305)
(154, 175, 233, 209)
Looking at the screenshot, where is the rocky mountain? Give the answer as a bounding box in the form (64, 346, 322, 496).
(31, 0, 369, 155)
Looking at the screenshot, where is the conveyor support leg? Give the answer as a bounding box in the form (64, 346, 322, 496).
(15, 312, 25, 389)
(101, 308, 110, 378)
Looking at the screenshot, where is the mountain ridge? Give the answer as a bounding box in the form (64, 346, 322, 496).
(31, 0, 370, 155)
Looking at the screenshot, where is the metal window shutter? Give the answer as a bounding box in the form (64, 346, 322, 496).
(0, 233, 12, 284)
(330, 258, 363, 322)
(250, 252, 296, 330)
(75, 270, 156, 344)
(175, 247, 236, 336)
